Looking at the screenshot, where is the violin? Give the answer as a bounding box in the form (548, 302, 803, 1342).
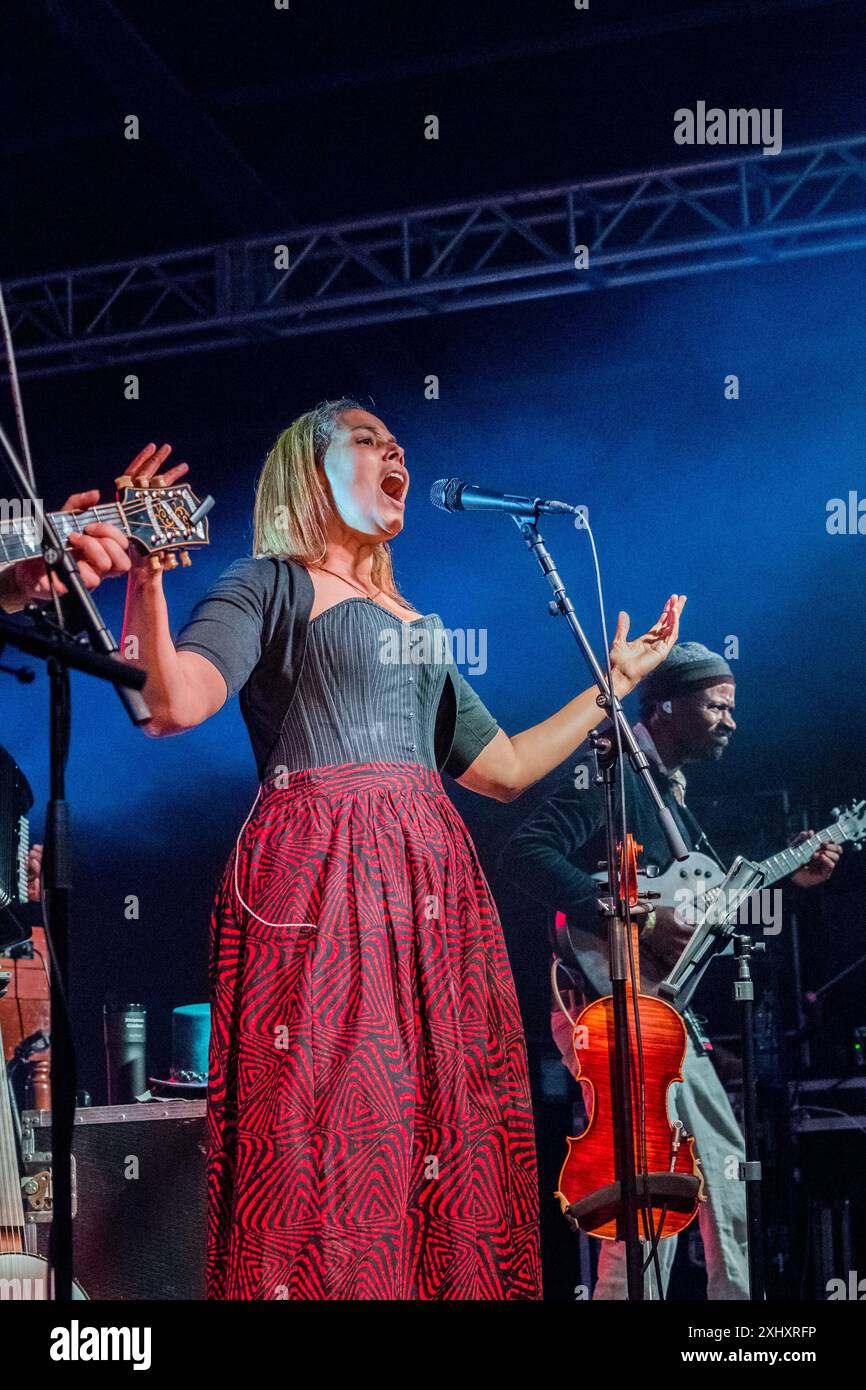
(555, 834, 704, 1242)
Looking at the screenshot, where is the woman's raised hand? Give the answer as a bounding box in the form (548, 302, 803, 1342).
(608, 594, 686, 693)
(9, 444, 189, 603)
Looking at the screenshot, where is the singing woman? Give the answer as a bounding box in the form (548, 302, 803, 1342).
(121, 400, 685, 1300)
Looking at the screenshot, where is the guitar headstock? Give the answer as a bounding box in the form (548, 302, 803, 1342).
(833, 800, 866, 850)
(114, 475, 213, 571)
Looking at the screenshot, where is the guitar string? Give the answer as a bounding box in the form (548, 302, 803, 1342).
(3, 499, 195, 528)
(1, 1024, 20, 1244)
(0, 500, 200, 558)
(2, 500, 189, 529)
(0, 1060, 46, 1287)
(696, 826, 836, 917)
(0, 504, 195, 542)
(0, 1027, 26, 1265)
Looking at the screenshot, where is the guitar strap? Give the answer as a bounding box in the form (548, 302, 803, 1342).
(655, 796, 724, 1057)
(673, 796, 726, 872)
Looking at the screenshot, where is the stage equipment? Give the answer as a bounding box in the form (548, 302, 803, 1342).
(23, 1100, 207, 1300)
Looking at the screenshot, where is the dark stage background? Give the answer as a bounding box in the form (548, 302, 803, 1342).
(4, 0, 866, 1301)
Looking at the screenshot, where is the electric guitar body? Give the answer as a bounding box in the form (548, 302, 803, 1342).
(558, 802, 866, 1000)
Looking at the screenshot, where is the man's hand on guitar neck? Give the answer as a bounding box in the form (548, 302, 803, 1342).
(789, 830, 842, 887)
(641, 828, 842, 968)
(4, 489, 132, 612)
(0, 443, 188, 613)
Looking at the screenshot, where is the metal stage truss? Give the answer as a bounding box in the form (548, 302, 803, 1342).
(8, 132, 866, 377)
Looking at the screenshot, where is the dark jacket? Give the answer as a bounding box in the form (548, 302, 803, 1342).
(498, 733, 706, 941)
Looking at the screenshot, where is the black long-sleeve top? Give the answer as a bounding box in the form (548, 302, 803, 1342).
(498, 725, 706, 941)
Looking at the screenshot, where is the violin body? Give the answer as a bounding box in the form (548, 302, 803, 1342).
(555, 991, 704, 1241)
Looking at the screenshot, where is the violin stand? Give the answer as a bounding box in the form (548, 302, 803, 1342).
(558, 791, 703, 1295)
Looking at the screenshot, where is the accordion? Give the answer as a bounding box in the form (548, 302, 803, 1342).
(0, 742, 32, 915)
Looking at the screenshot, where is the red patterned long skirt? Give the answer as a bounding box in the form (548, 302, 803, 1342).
(206, 762, 541, 1300)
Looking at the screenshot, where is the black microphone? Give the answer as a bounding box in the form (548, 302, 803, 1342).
(430, 477, 579, 517)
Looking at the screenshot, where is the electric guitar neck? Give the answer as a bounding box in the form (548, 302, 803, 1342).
(0, 481, 212, 568)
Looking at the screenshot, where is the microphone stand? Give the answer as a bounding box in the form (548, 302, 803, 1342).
(511, 513, 689, 1302)
(656, 856, 768, 1300)
(0, 422, 149, 1303)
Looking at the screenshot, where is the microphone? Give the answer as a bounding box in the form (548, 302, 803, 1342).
(430, 477, 580, 517)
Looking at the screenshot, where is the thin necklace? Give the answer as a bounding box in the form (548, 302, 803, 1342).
(313, 564, 382, 601)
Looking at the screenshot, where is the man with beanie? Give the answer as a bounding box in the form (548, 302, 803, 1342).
(499, 642, 840, 1300)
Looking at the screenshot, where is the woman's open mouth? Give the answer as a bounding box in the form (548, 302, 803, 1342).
(380, 469, 408, 504)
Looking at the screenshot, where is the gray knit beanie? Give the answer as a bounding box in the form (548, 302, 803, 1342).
(641, 641, 734, 706)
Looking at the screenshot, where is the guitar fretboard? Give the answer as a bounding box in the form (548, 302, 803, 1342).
(0, 505, 126, 565)
(698, 824, 841, 913)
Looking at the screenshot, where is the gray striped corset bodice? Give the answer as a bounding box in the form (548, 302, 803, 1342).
(262, 597, 451, 780)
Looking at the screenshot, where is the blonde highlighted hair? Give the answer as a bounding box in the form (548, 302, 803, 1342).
(252, 397, 412, 606)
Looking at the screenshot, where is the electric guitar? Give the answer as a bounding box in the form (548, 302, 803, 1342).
(0, 1002, 87, 1298)
(555, 800, 866, 1002)
(0, 479, 213, 574)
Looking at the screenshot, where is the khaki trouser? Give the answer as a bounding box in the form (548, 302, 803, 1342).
(552, 1006, 751, 1300)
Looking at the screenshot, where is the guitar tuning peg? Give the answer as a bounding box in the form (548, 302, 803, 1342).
(162, 552, 179, 570)
(114, 474, 134, 489)
(179, 549, 191, 567)
(832, 807, 840, 817)
(148, 554, 163, 573)
(151, 475, 167, 488)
